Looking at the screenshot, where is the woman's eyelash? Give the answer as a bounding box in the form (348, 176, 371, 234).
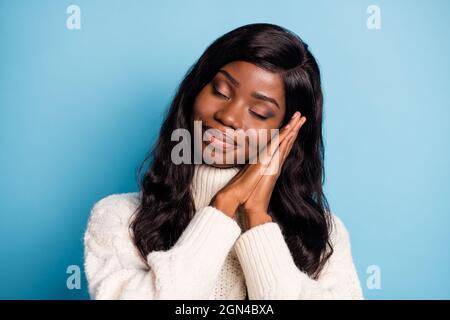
(250, 110, 268, 120)
(212, 86, 229, 99)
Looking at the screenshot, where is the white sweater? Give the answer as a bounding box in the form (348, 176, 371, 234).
(84, 164, 364, 300)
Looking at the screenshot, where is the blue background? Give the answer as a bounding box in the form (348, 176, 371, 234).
(1, 0, 449, 299)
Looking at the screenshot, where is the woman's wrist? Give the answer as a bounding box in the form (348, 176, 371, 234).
(210, 192, 240, 218)
(246, 212, 273, 229)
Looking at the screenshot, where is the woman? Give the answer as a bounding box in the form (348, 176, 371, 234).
(83, 23, 364, 300)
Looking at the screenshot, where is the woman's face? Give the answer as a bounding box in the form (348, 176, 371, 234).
(193, 61, 286, 168)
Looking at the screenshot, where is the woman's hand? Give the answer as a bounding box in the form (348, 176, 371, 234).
(241, 114, 306, 228)
(210, 111, 306, 221)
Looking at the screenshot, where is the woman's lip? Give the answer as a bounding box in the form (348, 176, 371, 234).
(203, 126, 239, 147)
(208, 136, 236, 150)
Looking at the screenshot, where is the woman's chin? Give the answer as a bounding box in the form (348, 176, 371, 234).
(207, 163, 240, 169)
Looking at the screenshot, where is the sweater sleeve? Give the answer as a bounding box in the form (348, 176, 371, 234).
(83, 194, 241, 299)
(233, 214, 364, 300)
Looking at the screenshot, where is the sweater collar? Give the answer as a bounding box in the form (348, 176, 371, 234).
(191, 164, 240, 210)
(190, 164, 247, 231)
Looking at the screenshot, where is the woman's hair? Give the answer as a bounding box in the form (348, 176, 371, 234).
(130, 23, 333, 279)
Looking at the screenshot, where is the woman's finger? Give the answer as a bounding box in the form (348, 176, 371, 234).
(284, 116, 306, 152)
(267, 111, 301, 151)
(228, 112, 304, 203)
(272, 111, 302, 148)
(258, 111, 302, 167)
(271, 116, 307, 175)
(261, 124, 296, 176)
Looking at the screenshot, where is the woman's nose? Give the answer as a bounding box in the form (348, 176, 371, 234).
(214, 100, 243, 129)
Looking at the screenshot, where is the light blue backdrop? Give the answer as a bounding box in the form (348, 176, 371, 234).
(0, 0, 449, 299)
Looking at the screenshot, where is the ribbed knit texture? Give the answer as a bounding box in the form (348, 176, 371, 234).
(84, 164, 364, 300)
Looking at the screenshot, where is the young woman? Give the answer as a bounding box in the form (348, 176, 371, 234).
(84, 23, 364, 300)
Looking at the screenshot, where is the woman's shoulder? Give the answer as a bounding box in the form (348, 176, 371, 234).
(91, 192, 141, 213)
(84, 192, 147, 274)
(327, 212, 352, 246)
(86, 192, 141, 233)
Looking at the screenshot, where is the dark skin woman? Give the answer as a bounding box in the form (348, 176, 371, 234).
(132, 23, 333, 279)
(84, 22, 363, 301)
(194, 60, 307, 228)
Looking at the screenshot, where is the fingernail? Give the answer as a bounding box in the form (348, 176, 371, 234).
(293, 112, 300, 118)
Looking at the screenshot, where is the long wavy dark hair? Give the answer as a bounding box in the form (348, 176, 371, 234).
(130, 23, 333, 279)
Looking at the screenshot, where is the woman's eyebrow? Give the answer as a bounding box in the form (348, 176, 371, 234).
(251, 92, 280, 109)
(218, 69, 240, 87)
(218, 69, 280, 109)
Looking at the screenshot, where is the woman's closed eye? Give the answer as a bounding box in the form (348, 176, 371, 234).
(248, 108, 275, 121)
(212, 85, 230, 100)
(249, 109, 269, 120)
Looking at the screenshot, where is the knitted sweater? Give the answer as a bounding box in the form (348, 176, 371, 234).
(83, 164, 364, 300)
